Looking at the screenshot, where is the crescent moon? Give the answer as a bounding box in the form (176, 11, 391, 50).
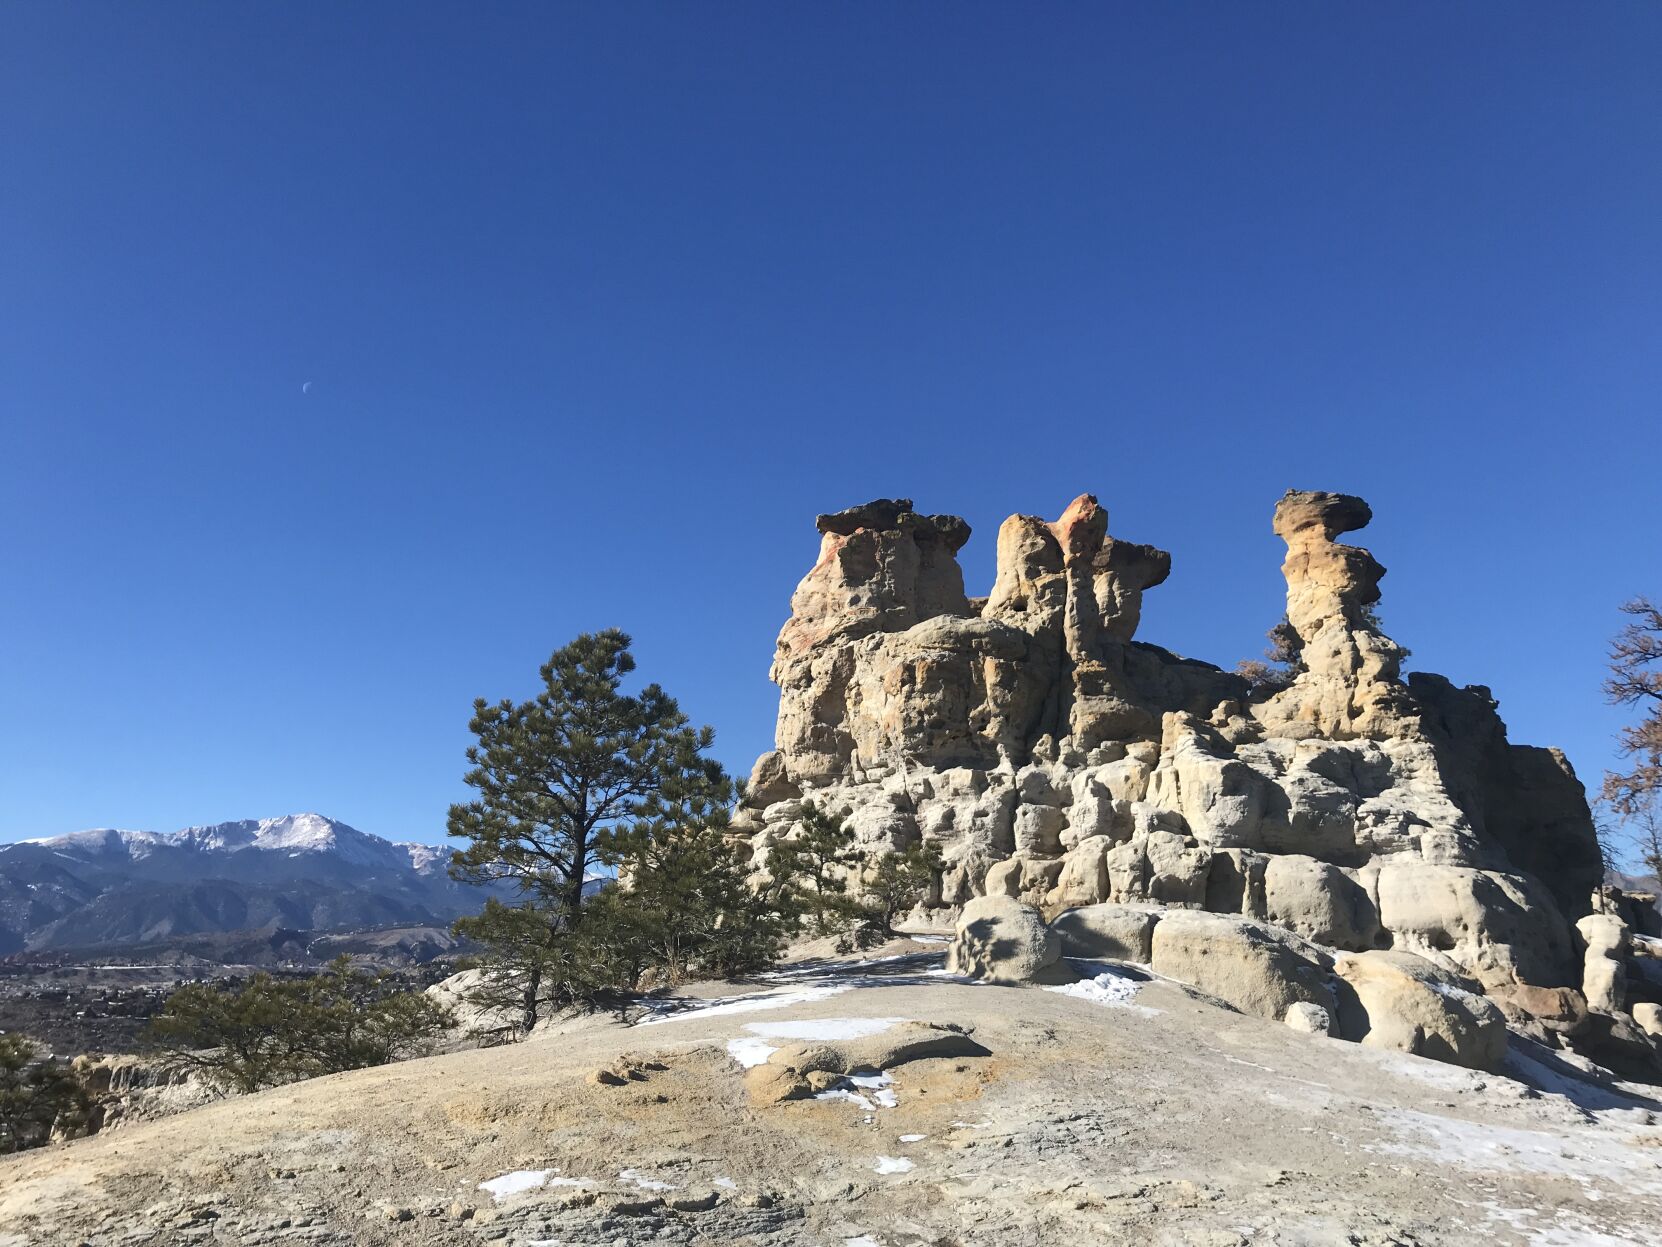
(302, 381, 312, 395)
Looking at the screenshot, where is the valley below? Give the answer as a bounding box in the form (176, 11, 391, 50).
(0, 928, 458, 1056)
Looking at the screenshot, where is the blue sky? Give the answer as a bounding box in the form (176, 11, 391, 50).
(2, 5, 1657, 844)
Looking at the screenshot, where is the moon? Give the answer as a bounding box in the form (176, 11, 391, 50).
(302, 381, 313, 395)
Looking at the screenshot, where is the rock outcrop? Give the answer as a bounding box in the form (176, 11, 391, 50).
(740, 491, 1656, 1079)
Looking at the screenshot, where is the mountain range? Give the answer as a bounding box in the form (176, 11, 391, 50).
(0, 813, 505, 953)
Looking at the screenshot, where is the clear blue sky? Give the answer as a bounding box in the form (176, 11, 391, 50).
(2, 5, 1657, 844)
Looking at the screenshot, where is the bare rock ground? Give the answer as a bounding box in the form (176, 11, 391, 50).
(4, 938, 1661, 1247)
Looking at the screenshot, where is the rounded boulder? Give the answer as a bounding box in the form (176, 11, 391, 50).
(947, 895, 1064, 984)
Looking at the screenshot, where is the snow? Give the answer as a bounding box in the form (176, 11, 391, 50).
(951, 1120, 991, 1129)
(635, 983, 856, 1025)
(849, 1071, 898, 1108)
(742, 1017, 905, 1041)
(1046, 964, 1160, 1015)
(922, 966, 984, 983)
(725, 1018, 905, 1069)
(760, 951, 940, 980)
(814, 1069, 897, 1111)
(872, 1156, 916, 1175)
(1504, 1047, 1658, 1118)
(845, 1237, 882, 1247)
(898, 1133, 928, 1143)
(713, 1176, 737, 1190)
(1479, 1200, 1642, 1246)
(478, 1169, 557, 1201)
(725, 1036, 779, 1068)
(618, 1168, 678, 1192)
(23, 814, 413, 870)
(816, 1087, 880, 1109)
(1369, 1109, 1662, 1198)
(399, 841, 447, 871)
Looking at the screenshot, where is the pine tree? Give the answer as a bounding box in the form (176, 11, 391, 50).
(603, 763, 738, 983)
(447, 630, 725, 1028)
(855, 838, 945, 943)
(0, 1036, 91, 1154)
(769, 802, 866, 938)
(146, 959, 452, 1092)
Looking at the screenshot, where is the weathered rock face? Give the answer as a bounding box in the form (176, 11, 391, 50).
(743, 490, 1644, 1073)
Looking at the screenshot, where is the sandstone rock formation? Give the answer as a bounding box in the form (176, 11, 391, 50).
(740, 491, 1658, 1079)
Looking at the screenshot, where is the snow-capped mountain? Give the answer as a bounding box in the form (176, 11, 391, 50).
(24, 814, 445, 875)
(0, 814, 499, 953)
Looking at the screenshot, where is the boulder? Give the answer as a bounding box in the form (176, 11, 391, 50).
(1205, 848, 1267, 918)
(1149, 911, 1335, 1021)
(1261, 854, 1379, 951)
(948, 895, 1065, 985)
(984, 856, 1023, 898)
(1487, 984, 1590, 1038)
(1374, 861, 1573, 990)
(1284, 1002, 1332, 1036)
(985, 855, 1064, 907)
(426, 969, 522, 1039)
(1049, 836, 1112, 910)
(742, 1021, 989, 1105)
(1014, 804, 1066, 856)
(1333, 951, 1508, 1072)
(1051, 904, 1160, 964)
(746, 750, 800, 808)
(1570, 1012, 1662, 1084)
(1145, 831, 1211, 907)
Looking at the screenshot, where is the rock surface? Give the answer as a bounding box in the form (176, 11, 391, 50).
(10, 941, 1662, 1246)
(740, 490, 1648, 1079)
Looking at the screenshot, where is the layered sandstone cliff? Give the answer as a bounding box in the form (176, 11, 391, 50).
(736, 491, 1658, 1075)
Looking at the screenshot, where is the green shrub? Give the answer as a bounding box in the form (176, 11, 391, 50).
(0, 1034, 91, 1154)
(146, 957, 452, 1093)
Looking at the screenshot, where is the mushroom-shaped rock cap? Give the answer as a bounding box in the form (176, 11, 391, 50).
(816, 498, 915, 535)
(1273, 490, 1373, 542)
(1094, 537, 1172, 591)
(814, 498, 971, 550)
(921, 513, 973, 550)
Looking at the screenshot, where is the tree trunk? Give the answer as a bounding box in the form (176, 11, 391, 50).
(564, 827, 590, 928)
(520, 963, 541, 1036)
